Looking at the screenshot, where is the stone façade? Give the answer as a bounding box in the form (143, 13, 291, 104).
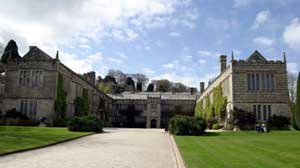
(198, 51, 291, 122)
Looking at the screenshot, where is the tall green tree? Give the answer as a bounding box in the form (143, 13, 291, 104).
(55, 73, 67, 119)
(147, 83, 154, 92)
(294, 72, 300, 130)
(1, 40, 21, 63)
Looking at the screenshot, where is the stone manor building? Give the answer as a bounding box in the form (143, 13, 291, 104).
(0, 41, 291, 128)
(198, 51, 290, 122)
(0, 42, 196, 128)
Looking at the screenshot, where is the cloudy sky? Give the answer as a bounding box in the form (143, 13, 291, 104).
(0, 0, 299, 89)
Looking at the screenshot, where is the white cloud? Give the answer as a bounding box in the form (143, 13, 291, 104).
(233, 0, 252, 8)
(162, 63, 175, 68)
(283, 18, 300, 49)
(287, 62, 299, 74)
(60, 52, 93, 74)
(108, 57, 123, 64)
(142, 68, 155, 76)
(88, 52, 103, 62)
(252, 10, 270, 29)
(197, 50, 221, 57)
(253, 37, 274, 46)
(199, 59, 207, 64)
(0, 0, 193, 52)
(168, 32, 181, 37)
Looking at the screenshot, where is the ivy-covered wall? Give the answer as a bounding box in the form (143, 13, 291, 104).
(196, 84, 227, 122)
(55, 73, 67, 119)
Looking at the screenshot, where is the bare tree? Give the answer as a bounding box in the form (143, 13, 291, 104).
(131, 73, 149, 89)
(108, 69, 127, 83)
(288, 73, 297, 103)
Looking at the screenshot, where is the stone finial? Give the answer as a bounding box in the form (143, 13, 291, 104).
(231, 51, 234, 61)
(55, 50, 59, 60)
(283, 51, 286, 63)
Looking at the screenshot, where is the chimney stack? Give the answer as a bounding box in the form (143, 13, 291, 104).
(219, 55, 227, 73)
(200, 82, 205, 94)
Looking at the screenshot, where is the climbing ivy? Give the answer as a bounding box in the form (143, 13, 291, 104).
(55, 73, 67, 119)
(82, 88, 89, 115)
(199, 84, 227, 122)
(195, 100, 203, 118)
(212, 84, 227, 121)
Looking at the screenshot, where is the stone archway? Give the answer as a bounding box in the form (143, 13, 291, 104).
(150, 119, 157, 128)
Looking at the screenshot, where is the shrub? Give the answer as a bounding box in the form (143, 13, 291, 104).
(269, 115, 290, 130)
(53, 118, 69, 127)
(207, 117, 218, 129)
(2, 108, 28, 119)
(67, 116, 103, 133)
(229, 107, 256, 130)
(169, 115, 206, 135)
(212, 123, 222, 130)
(0, 118, 37, 126)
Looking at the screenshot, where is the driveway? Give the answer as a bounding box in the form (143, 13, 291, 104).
(0, 128, 178, 168)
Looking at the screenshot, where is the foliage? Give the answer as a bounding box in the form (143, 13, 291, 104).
(82, 89, 89, 115)
(268, 115, 290, 130)
(103, 75, 117, 84)
(0, 126, 90, 155)
(204, 96, 213, 120)
(1, 39, 21, 63)
(108, 69, 127, 83)
(155, 79, 172, 92)
(169, 115, 206, 135)
(146, 83, 154, 92)
(55, 73, 67, 119)
(125, 77, 135, 91)
(229, 107, 256, 130)
(207, 117, 218, 129)
(1, 108, 28, 119)
(137, 82, 143, 91)
(194, 101, 203, 118)
(172, 82, 189, 92)
(67, 116, 103, 133)
(52, 118, 69, 127)
(98, 82, 113, 94)
(212, 123, 222, 130)
(294, 72, 300, 130)
(212, 85, 227, 120)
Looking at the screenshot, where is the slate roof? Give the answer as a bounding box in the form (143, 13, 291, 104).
(22, 46, 53, 61)
(109, 92, 197, 101)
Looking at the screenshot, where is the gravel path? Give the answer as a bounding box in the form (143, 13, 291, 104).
(0, 128, 178, 168)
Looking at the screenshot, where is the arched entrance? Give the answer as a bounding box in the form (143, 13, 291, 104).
(150, 119, 157, 128)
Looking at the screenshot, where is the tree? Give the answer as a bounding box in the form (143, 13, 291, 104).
(147, 83, 154, 92)
(55, 73, 67, 119)
(294, 72, 300, 130)
(108, 69, 127, 83)
(1, 40, 21, 63)
(137, 82, 143, 92)
(172, 82, 188, 92)
(98, 83, 112, 94)
(103, 75, 117, 84)
(288, 73, 297, 103)
(0, 43, 4, 56)
(195, 101, 203, 118)
(131, 73, 149, 88)
(125, 77, 135, 91)
(155, 79, 172, 92)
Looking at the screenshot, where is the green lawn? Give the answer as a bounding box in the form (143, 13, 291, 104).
(0, 126, 92, 155)
(175, 131, 300, 168)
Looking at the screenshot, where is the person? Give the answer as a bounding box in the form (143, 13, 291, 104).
(261, 123, 267, 133)
(255, 122, 261, 133)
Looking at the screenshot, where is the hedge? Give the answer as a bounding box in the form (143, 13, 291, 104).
(67, 116, 103, 133)
(169, 115, 206, 135)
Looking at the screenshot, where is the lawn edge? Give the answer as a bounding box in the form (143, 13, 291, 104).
(169, 134, 186, 168)
(0, 132, 94, 157)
